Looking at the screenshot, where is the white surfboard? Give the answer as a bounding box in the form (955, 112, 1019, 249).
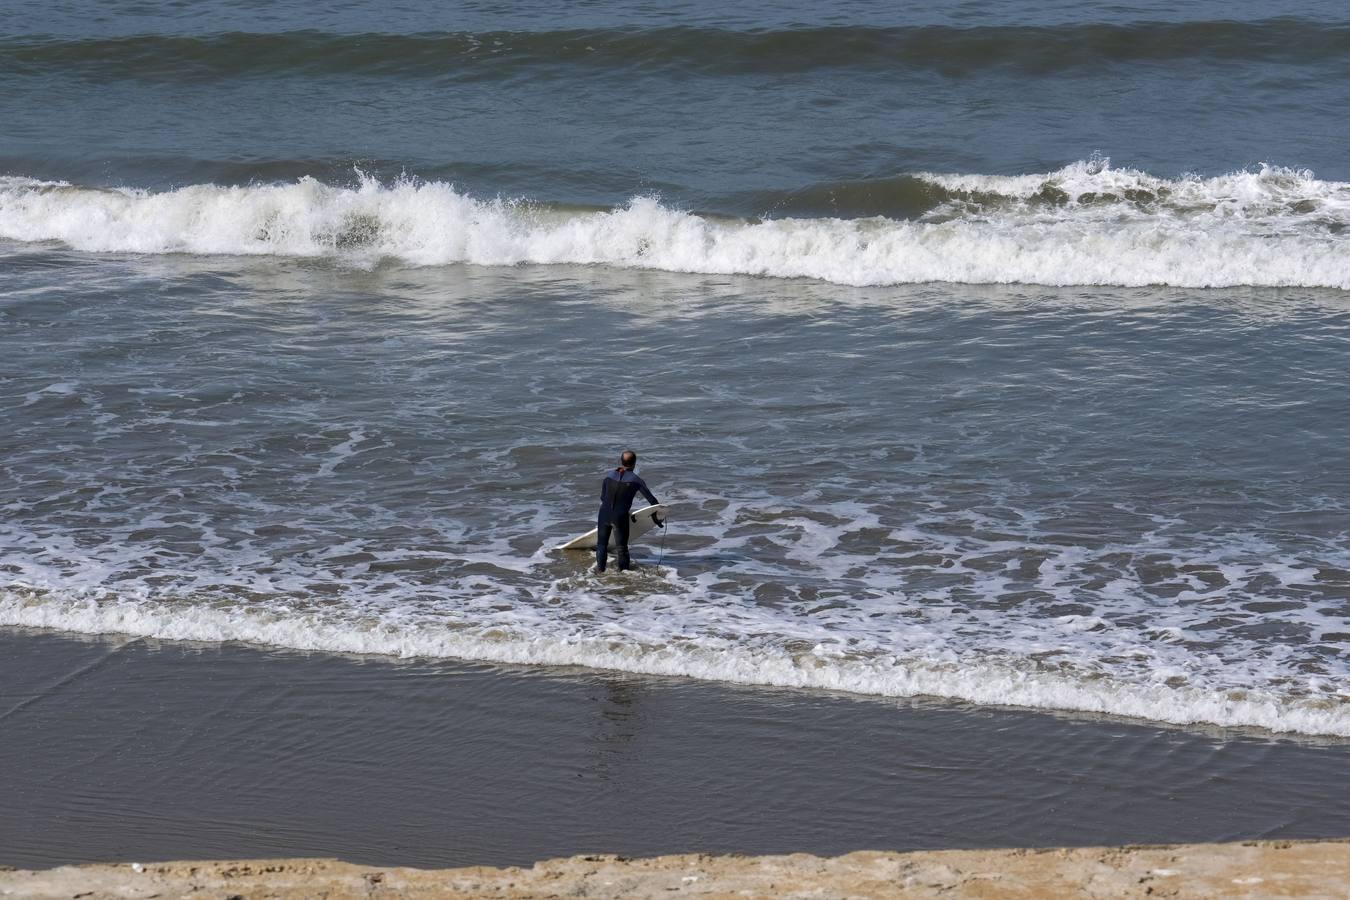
(557, 504, 670, 551)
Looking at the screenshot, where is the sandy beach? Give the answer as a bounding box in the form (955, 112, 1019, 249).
(4, 841, 1348, 898)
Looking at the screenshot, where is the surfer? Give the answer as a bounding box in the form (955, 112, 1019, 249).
(596, 450, 660, 572)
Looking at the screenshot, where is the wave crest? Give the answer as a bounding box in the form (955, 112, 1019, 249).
(4, 161, 1350, 289)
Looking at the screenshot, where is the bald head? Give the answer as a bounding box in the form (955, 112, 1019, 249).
(619, 450, 637, 469)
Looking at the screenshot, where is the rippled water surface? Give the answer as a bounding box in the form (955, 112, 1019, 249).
(3, 256, 1346, 733)
(1, 0, 1347, 735)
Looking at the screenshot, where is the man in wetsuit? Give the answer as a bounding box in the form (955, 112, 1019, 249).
(596, 449, 660, 573)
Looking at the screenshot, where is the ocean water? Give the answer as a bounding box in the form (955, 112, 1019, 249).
(1, 0, 1347, 737)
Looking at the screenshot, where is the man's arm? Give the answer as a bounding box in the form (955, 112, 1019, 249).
(637, 477, 658, 506)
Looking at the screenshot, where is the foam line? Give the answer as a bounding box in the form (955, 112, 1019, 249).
(2, 592, 1345, 737)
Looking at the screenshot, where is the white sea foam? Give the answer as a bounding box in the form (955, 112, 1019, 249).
(3, 161, 1350, 288)
(21, 381, 79, 406)
(1, 589, 1345, 737)
(1, 466, 1345, 740)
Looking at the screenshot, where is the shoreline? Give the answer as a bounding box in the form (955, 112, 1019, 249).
(4, 604, 1342, 738)
(6, 612, 1345, 744)
(3, 841, 1347, 898)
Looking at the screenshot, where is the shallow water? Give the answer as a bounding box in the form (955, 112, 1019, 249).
(2, 257, 1346, 734)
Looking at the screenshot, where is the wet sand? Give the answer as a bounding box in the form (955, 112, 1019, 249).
(3, 841, 1347, 898)
(2, 629, 1348, 871)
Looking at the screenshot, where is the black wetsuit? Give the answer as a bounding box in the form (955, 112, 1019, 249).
(596, 467, 658, 571)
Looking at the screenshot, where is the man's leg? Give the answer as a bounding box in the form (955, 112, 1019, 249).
(595, 521, 612, 572)
(615, 515, 632, 571)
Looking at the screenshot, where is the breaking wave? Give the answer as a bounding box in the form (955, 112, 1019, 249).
(4, 160, 1350, 289)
